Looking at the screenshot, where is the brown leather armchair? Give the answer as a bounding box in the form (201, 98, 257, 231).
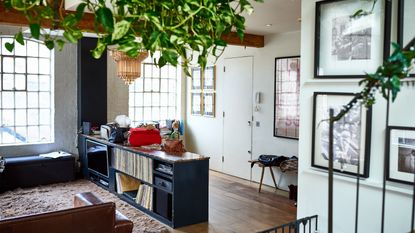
(0, 192, 133, 233)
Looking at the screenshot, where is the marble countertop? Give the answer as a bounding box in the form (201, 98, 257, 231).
(82, 134, 210, 164)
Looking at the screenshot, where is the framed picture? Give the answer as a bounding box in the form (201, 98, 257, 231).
(398, 0, 415, 77)
(312, 92, 372, 177)
(203, 66, 216, 91)
(274, 56, 300, 139)
(191, 67, 202, 90)
(203, 92, 215, 117)
(191, 93, 202, 115)
(314, 0, 391, 78)
(386, 126, 415, 185)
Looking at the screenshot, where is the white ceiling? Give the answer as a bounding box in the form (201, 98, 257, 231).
(243, 0, 301, 35)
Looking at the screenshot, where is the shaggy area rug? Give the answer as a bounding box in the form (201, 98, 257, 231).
(0, 180, 169, 233)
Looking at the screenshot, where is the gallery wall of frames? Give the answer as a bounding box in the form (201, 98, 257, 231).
(309, 0, 415, 185)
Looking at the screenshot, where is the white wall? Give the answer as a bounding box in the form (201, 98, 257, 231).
(185, 31, 301, 189)
(0, 26, 78, 157)
(297, 1, 414, 232)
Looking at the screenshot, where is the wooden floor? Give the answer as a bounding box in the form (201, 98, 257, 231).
(171, 171, 297, 233)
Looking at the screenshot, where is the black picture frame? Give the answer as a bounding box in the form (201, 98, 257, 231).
(311, 92, 372, 178)
(386, 126, 415, 185)
(398, 0, 415, 77)
(273, 56, 300, 140)
(314, 0, 392, 79)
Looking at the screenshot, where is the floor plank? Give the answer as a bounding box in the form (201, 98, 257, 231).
(171, 171, 297, 233)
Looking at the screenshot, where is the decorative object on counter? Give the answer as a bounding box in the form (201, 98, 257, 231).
(169, 120, 181, 140)
(274, 56, 300, 139)
(82, 122, 91, 135)
(312, 92, 372, 178)
(314, 0, 390, 78)
(100, 123, 129, 143)
(109, 49, 149, 85)
(163, 140, 186, 154)
(386, 126, 415, 185)
(128, 127, 162, 147)
(0, 156, 5, 173)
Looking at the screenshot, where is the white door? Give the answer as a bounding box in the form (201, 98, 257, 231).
(222, 56, 253, 180)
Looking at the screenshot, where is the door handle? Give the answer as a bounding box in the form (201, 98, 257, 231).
(248, 150, 252, 154)
(248, 121, 252, 126)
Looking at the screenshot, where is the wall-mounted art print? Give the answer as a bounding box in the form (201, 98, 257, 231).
(203, 66, 216, 91)
(398, 0, 415, 77)
(191, 67, 202, 90)
(312, 92, 372, 177)
(274, 56, 300, 139)
(203, 93, 215, 117)
(191, 93, 202, 115)
(386, 126, 415, 185)
(314, 0, 391, 78)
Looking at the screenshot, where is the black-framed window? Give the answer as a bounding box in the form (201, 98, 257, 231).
(128, 63, 178, 125)
(0, 36, 54, 145)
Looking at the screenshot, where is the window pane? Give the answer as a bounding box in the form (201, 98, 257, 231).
(152, 79, 160, 92)
(15, 126, 27, 143)
(2, 92, 14, 108)
(2, 74, 14, 90)
(2, 130, 16, 144)
(27, 126, 39, 142)
(39, 125, 51, 141)
(169, 66, 177, 78)
(15, 92, 27, 108)
(15, 58, 26, 73)
(160, 107, 168, 120)
(39, 75, 50, 91)
(3, 57, 14, 73)
(152, 65, 160, 78)
(160, 79, 168, 92)
(160, 93, 168, 106)
(28, 92, 39, 108)
(143, 93, 151, 106)
(144, 64, 152, 77)
(27, 75, 39, 91)
(161, 67, 168, 79)
(27, 40, 39, 57)
(2, 109, 14, 126)
(15, 42, 26, 56)
(128, 107, 135, 120)
(39, 45, 50, 58)
(15, 109, 27, 126)
(143, 107, 151, 120)
(136, 107, 143, 121)
(39, 92, 50, 108)
(28, 109, 39, 125)
(152, 108, 160, 121)
(39, 58, 50, 74)
(129, 93, 135, 106)
(152, 93, 160, 106)
(168, 107, 176, 119)
(39, 109, 50, 125)
(144, 78, 152, 92)
(28, 58, 39, 74)
(169, 79, 176, 92)
(15, 75, 26, 90)
(134, 78, 143, 91)
(169, 93, 176, 106)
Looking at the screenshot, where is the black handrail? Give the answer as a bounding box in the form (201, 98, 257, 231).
(257, 215, 318, 233)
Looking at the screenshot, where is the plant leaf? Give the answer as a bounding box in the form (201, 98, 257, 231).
(30, 23, 41, 39)
(112, 20, 131, 41)
(76, 3, 87, 20)
(96, 7, 114, 32)
(15, 31, 24, 45)
(5, 42, 14, 52)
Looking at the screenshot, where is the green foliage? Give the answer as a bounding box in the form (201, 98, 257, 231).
(1, 0, 263, 72)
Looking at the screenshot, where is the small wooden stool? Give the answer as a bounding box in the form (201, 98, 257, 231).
(249, 160, 279, 193)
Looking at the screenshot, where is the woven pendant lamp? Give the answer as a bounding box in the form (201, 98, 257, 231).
(109, 49, 149, 85)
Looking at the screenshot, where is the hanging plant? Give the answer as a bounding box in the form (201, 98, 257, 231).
(1, 0, 263, 74)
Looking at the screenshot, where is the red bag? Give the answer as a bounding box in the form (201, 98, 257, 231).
(128, 128, 162, 147)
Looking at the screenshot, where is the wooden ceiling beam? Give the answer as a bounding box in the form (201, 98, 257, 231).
(0, 5, 264, 48)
